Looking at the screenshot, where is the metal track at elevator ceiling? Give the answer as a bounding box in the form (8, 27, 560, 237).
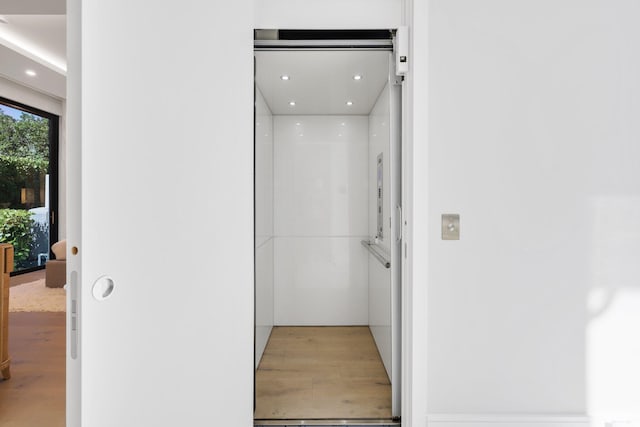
(254, 29, 394, 51)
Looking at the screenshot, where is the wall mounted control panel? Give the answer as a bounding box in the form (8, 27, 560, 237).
(442, 214, 460, 240)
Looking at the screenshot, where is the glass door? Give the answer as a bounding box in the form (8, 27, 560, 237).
(0, 97, 59, 274)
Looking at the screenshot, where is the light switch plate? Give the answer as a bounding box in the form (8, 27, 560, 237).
(442, 214, 460, 240)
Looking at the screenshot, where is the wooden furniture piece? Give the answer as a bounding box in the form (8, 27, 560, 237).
(1, 243, 13, 380)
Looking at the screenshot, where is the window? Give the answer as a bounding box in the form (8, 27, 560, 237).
(0, 97, 59, 274)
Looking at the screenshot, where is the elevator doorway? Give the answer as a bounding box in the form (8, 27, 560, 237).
(253, 30, 404, 425)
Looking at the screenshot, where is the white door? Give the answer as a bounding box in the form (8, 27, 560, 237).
(389, 61, 403, 418)
(66, 1, 254, 426)
(368, 51, 403, 418)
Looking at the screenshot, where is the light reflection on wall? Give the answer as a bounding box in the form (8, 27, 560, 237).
(587, 196, 640, 427)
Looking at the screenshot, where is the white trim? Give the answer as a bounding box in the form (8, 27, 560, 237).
(427, 415, 590, 427)
(401, 1, 428, 426)
(66, 0, 81, 425)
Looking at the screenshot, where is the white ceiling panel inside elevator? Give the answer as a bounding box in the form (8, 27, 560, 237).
(255, 50, 390, 115)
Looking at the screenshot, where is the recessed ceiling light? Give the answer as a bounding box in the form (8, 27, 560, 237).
(25, 70, 36, 77)
(289, 101, 296, 106)
(346, 101, 353, 106)
(281, 75, 290, 81)
(353, 74, 362, 80)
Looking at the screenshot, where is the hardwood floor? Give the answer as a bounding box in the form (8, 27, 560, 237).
(2, 281, 391, 424)
(9, 270, 45, 288)
(255, 326, 391, 421)
(0, 312, 65, 427)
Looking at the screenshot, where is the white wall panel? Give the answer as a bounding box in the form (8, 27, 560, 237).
(274, 116, 368, 237)
(274, 237, 368, 325)
(255, 239, 274, 367)
(426, 0, 640, 420)
(368, 83, 392, 377)
(368, 85, 391, 248)
(255, 89, 273, 247)
(369, 257, 391, 373)
(255, 89, 274, 367)
(273, 115, 369, 325)
(428, 0, 587, 412)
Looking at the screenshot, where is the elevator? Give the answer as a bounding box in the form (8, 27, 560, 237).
(253, 30, 403, 425)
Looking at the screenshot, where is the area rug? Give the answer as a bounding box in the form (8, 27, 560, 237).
(9, 279, 66, 312)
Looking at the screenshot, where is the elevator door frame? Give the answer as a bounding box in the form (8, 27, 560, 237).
(253, 30, 405, 424)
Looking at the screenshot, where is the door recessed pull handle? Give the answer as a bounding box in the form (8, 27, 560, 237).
(92, 276, 115, 301)
(396, 205, 402, 243)
(70, 271, 78, 359)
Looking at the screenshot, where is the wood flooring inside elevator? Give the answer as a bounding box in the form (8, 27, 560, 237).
(254, 326, 391, 421)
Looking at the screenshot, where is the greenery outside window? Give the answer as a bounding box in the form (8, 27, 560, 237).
(0, 97, 59, 274)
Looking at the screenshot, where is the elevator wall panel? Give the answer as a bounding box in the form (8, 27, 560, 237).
(368, 83, 393, 376)
(255, 89, 274, 366)
(273, 116, 369, 325)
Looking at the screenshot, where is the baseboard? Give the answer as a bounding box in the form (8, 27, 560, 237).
(427, 414, 590, 427)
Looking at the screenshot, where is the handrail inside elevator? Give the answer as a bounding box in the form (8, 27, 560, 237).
(360, 240, 391, 269)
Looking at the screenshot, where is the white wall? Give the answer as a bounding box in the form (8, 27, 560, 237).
(582, 2, 640, 423)
(255, 89, 274, 367)
(0, 76, 63, 117)
(254, 0, 401, 29)
(368, 83, 392, 377)
(273, 115, 369, 325)
(0, 76, 66, 239)
(425, 0, 640, 423)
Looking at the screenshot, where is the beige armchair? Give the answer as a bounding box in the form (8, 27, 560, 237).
(45, 240, 66, 288)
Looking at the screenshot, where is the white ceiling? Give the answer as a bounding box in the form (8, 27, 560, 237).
(256, 50, 390, 115)
(0, 15, 66, 71)
(1, 8, 390, 107)
(0, 41, 65, 98)
(0, 0, 65, 14)
(0, 9, 66, 99)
